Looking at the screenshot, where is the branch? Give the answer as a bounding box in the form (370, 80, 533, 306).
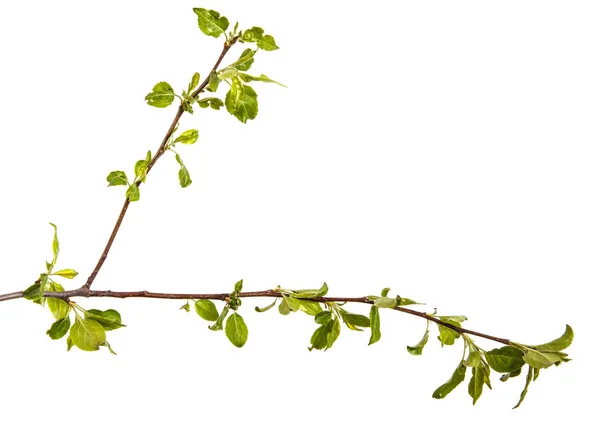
(81, 36, 240, 291)
(0, 286, 508, 346)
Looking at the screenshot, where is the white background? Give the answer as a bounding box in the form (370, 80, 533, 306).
(0, 0, 597, 425)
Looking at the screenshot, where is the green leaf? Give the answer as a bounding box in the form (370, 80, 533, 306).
(339, 309, 370, 331)
(193, 8, 229, 38)
(437, 324, 460, 346)
(69, 319, 106, 352)
(85, 309, 125, 331)
(297, 300, 322, 316)
(209, 306, 229, 331)
(327, 318, 341, 349)
(468, 367, 485, 405)
(23, 282, 44, 301)
(231, 48, 256, 71)
(317, 282, 328, 297)
(314, 311, 332, 325)
(522, 349, 563, 369)
(238, 73, 287, 87)
(368, 306, 381, 345)
(407, 325, 430, 355)
(46, 316, 71, 340)
(257, 35, 278, 51)
(188, 72, 200, 93)
(145, 81, 175, 108)
(255, 299, 278, 313)
(240, 27, 279, 51)
(126, 183, 140, 201)
(234, 279, 243, 294)
(106, 170, 128, 187)
(309, 321, 332, 351)
(175, 153, 192, 188)
(52, 269, 78, 279)
(207, 71, 220, 92)
(174, 129, 199, 145)
(225, 313, 248, 348)
(282, 295, 300, 313)
(195, 300, 219, 321)
(396, 297, 421, 306)
(438, 315, 467, 323)
(485, 346, 526, 373)
(373, 296, 397, 308)
(180, 301, 191, 312)
(278, 298, 291, 315)
(380, 287, 390, 297)
(47, 282, 69, 320)
(225, 77, 258, 123)
(465, 349, 482, 368)
(432, 362, 467, 399)
(500, 369, 522, 382)
(50, 222, 59, 266)
(197, 97, 224, 110)
(134, 151, 152, 183)
(513, 366, 534, 409)
(66, 336, 74, 351)
(531, 325, 574, 352)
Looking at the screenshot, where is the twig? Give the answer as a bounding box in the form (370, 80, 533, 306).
(81, 36, 240, 291)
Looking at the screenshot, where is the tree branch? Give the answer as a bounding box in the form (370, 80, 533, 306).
(81, 37, 240, 291)
(0, 286, 509, 346)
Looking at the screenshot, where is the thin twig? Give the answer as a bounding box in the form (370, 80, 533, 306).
(81, 37, 240, 291)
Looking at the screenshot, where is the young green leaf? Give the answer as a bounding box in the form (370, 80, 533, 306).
(396, 297, 421, 306)
(380, 287, 391, 297)
(464, 349, 482, 368)
(309, 320, 332, 351)
(314, 311, 332, 325)
(339, 309, 370, 331)
(522, 349, 563, 369)
(69, 319, 106, 352)
(438, 315, 467, 324)
(231, 48, 256, 71)
(255, 299, 278, 313)
(468, 367, 485, 405)
(195, 300, 219, 321)
(52, 269, 78, 279)
(134, 151, 152, 183)
(373, 296, 397, 309)
(209, 306, 229, 331)
(239, 73, 287, 87)
(407, 325, 430, 355)
(207, 71, 220, 92)
(225, 77, 258, 123)
(432, 362, 467, 399)
(46, 316, 71, 340)
(193, 8, 229, 38)
(23, 282, 44, 301)
(225, 313, 248, 348)
(234, 279, 243, 294)
(530, 325, 574, 352)
(197, 97, 224, 110)
(513, 365, 534, 409)
(50, 222, 59, 266)
(173, 129, 199, 145)
(85, 309, 125, 331)
(188, 72, 200, 93)
(240, 27, 279, 51)
(327, 318, 341, 349)
(126, 183, 140, 201)
(175, 153, 192, 188)
(485, 346, 526, 373)
(368, 306, 381, 345)
(500, 369, 522, 382)
(278, 298, 291, 315)
(180, 301, 191, 312)
(47, 282, 69, 320)
(316, 282, 328, 297)
(145, 82, 175, 108)
(297, 300, 322, 316)
(102, 341, 117, 356)
(437, 324, 460, 346)
(106, 170, 128, 187)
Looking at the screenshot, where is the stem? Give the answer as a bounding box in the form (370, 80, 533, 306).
(0, 287, 509, 346)
(81, 36, 239, 291)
